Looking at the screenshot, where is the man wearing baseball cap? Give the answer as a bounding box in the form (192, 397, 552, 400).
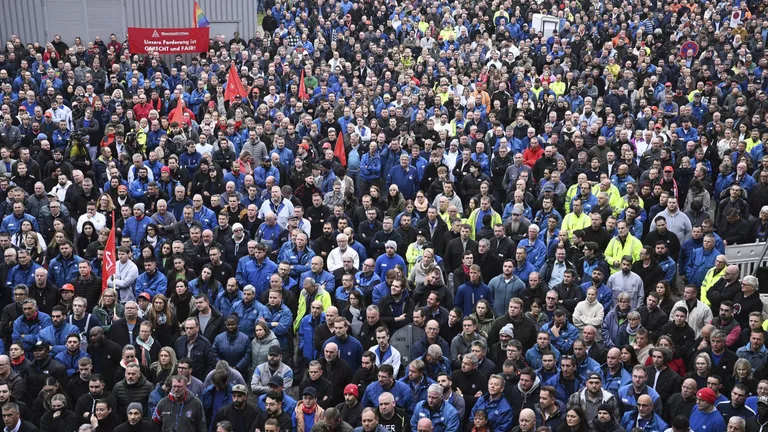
(690, 387, 726, 432)
(212, 384, 259, 432)
(259, 375, 297, 414)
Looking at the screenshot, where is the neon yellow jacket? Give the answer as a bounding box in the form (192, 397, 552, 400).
(467, 209, 502, 240)
(406, 244, 426, 273)
(564, 184, 580, 213)
(604, 234, 642, 273)
(294, 288, 332, 331)
(561, 212, 591, 239)
(592, 184, 624, 217)
(551, 81, 566, 96)
(700, 268, 725, 306)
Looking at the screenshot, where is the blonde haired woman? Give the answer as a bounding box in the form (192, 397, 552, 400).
(149, 346, 178, 384)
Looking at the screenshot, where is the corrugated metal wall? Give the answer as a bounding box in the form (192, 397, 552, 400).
(1, 0, 258, 52)
(1, 0, 47, 46)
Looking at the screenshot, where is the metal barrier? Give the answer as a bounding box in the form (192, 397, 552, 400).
(725, 242, 768, 278)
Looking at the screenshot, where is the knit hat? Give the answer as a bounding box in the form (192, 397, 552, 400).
(499, 324, 515, 338)
(344, 384, 359, 397)
(696, 388, 716, 404)
(133, 203, 145, 212)
(127, 402, 143, 416)
(597, 403, 613, 418)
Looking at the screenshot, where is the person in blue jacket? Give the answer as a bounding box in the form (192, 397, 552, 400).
(374, 242, 406, 280)
(298, 303, 325, 362)
(599, 347, 632, 398)
(8, 250, 41, 288)
(135, 258, 168, 298)
(300, 256, 336, 294)
(684, 235, 719, 286)
(360, 142, 382, 192)
(543, 356, 585, 405)
(525, 332, 562, 370)
(361, 364, 413, 411)
(262, 288, 293, 350)
(277, 232, 315, 278)
(619, 394, 668, 432)
(323, 318, 364, 371)
(410, 384, 460, 432)
(454, 265, 492, 316)
(230, 285, 268, 338)
(38, 305, 80, 357)
(387, 154, 420, 200)
(13, 297, 52, 355)
(214, 279, 243, 318)
(0, 202, 39, 235)
(572, 339, 602, 380)
(192, 195, 218, 231)
(539, 309, 580, 354)
(399, 360, 436, 414)
(48, 242, 84, 288)
(123, 203, 152, 246)
(517, 227, 547, 270)
(212, 315, 252, 378)
(617, 365, 662, 415)
(236, 242, 278, 297)
(469, 375, 514, 432)
(54, 333, 89, 376)
(129, 166, 151, 199)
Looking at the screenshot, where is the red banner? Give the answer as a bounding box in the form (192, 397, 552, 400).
(102, 212, 116, 292)
(127, 27, 209, 54)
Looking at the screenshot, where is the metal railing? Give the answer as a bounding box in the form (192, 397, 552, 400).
(725, 242, 768, 279)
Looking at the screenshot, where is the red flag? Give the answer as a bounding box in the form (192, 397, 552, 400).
(169, 102, 185, 125)
(224, 66, 246, 102)
(334, 131, 347, 167)
(102, 212, 116, 292)
(298, 70, 309, 100)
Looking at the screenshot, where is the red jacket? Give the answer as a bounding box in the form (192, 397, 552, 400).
(523, 145, 544, 168)
(133, 103, 153, 121)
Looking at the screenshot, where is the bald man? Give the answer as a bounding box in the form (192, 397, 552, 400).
(620, 394, 667, 431)
(705, 264, 742, 312)
(665, 378, 697, 424)
(516, 408, 536, 432)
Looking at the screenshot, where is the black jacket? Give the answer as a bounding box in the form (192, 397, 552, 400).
(336, 401, 363, 428)
(74, 391, 118, 425)
(488, 314, 537, 350)
(109, 317, 145, 348)
(318, 357, 354, 407)
(212, 402, 260, 432)
(378, 294, 415, 332)
(70, 274, 103, 314)
(86, 338, 123, 388)
(26, 357, 68, 403)
(112, 376, 153, 421)
(645, 366, 681, 406)
(415, 218, 449, 251)
(251, 409, 293, 432)
(173, 335, 216, 380)
(300, 376, 335, 408)
(189, 307, 225, 343)
(39, 408, 77, 432)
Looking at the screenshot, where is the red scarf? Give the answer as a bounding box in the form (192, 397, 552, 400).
(301, 403, 317, 415)
(11, 355, 24, 367)
(462, 264, 471, 275)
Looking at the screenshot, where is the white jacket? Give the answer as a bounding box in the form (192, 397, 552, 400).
(573, 298, 605, 330)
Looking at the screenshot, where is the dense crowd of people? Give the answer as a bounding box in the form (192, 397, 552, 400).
(1, 0, 768, 430)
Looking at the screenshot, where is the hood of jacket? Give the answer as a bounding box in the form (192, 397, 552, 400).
(518, 375, 541, 395)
